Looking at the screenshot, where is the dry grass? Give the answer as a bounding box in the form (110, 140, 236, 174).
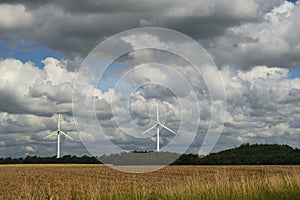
(0, 164, 300, 199)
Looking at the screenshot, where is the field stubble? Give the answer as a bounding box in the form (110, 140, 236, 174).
(0, 165, 300, 199)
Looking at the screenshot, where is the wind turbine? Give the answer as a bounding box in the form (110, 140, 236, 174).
(141, 104, 176, 152)
(44, 114, 73, 158)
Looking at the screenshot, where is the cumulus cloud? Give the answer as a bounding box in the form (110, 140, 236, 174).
(0, 58, 75, 115)
(208, 1, 300, 69)
(213, 65, 300, 151)
(0, 55, 300, 156)
(1, 0, 300, 157)
(0, 111, 85, 157)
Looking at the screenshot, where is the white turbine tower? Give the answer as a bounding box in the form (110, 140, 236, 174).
(141, 104, 176, 152)
(44, 114, 73, 158)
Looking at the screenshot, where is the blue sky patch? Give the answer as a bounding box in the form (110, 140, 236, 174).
(0, 41, 64, 68)
(289, 69, 300, 79)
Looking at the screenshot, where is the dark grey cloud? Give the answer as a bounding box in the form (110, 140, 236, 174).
(0, 0, 287, 63)
(0, 0, 51, 9)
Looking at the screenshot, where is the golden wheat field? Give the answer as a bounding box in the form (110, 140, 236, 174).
(1, 164, 300, 199)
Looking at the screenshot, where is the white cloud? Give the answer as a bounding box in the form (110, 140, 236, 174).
(209, 1, 300, 68)
(0, 4, 34, 30)
(217, 65, 300, 150)
(1, 57, 300, 155)
(25, 146, 35, 152)
(0, 58, 75, 115)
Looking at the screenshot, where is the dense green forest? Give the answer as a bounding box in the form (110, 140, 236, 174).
(1, 144, 300, 165)
(197, 143, 300, 165)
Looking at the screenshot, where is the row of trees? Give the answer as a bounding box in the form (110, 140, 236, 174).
(0, 155, 100, 164)
(198, 143, 300, 165)
(1, 144, 300, 165)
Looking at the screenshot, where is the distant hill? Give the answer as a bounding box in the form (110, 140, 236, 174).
(197, 143, 300, 165)
(1, 144, 300, 165)
(99, 144, 300, 165)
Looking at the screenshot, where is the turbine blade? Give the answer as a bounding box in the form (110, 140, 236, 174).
(58, 114, 61, 131)
(160, 124, 176, 135)
(44, 131, 57, 139)
(141, 123, 158, 135)
(157, 103, 159, 122)
(60, 131, 73, 140)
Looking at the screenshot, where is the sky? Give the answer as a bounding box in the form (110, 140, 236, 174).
(0, 0, 300, 158)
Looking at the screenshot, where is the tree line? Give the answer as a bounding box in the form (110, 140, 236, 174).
(0, 155, 100, 164)
(1, 144, 300, 165)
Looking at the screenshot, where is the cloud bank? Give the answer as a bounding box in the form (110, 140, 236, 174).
(0, 0, 300, 157)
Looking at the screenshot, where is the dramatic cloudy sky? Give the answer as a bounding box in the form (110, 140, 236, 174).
(0, 0, 300, 158)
